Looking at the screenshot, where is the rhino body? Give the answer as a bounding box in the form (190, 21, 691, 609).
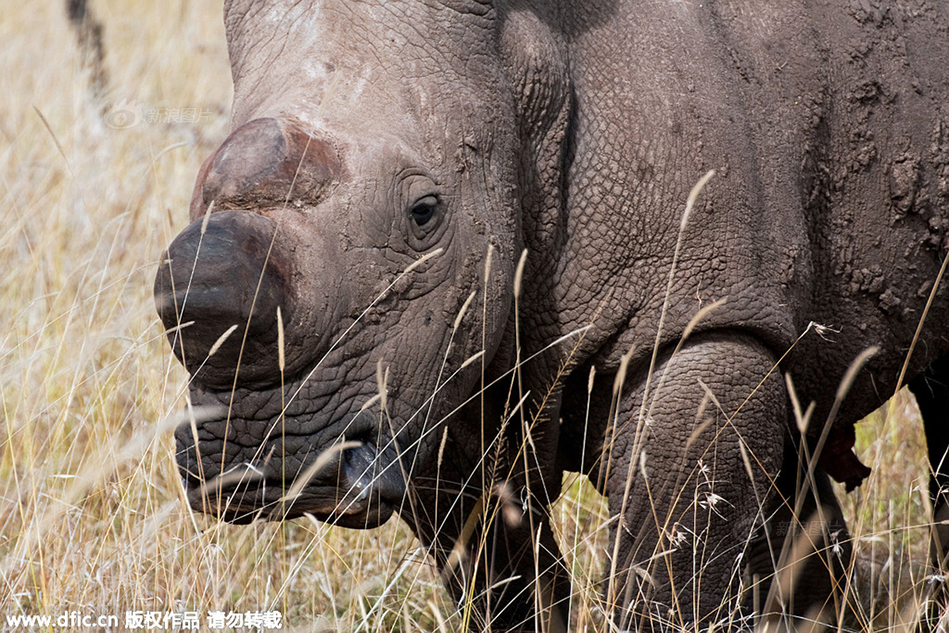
(156, 1, 949, 629)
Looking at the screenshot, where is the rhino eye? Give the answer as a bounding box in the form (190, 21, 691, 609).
(409, 195, 439, 227)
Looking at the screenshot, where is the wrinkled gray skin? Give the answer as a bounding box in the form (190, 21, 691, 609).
(156, 1, 949, 630)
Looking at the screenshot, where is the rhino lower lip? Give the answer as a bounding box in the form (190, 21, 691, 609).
(182, 465, 399, 527)
(184, 482, 394, 527)
(178, 435, 407, 527)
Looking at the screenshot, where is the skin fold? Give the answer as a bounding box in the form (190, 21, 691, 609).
(155, 1, 949, 630)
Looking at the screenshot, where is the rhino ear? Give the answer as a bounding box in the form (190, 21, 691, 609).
(500, 9, 570, 131)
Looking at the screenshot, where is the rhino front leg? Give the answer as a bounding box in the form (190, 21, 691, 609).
(402, 417, 570, 633)
(744, 439, 851, 621)
(603, 332, 785, 630)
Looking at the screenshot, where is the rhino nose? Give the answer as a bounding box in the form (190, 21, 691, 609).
(154, 210, 290, 388)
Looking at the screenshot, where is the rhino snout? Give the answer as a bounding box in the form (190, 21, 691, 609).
(154, 210, 295, 388)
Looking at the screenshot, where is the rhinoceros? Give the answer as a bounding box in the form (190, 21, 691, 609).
(155, 1, 949, 630)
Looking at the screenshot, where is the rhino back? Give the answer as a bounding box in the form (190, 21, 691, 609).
(542, 0, 949, 429)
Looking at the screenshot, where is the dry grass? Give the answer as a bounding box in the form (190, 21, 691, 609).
(841, 392, 934, 630)
(0, 1, 941, 631)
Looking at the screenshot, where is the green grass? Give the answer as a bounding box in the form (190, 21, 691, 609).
(843, 392, 933, 629)
(0, 1, 941, 631)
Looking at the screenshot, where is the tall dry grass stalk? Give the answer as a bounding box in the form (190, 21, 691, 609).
(0, 1, 940, 631)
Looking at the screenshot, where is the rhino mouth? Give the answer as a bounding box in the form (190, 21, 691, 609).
(179, 436, 408, 529)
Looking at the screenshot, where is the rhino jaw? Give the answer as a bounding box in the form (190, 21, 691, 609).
(178, 435, 407, 528)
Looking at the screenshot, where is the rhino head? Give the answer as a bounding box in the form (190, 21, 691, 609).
(155, 1, 563, 528)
